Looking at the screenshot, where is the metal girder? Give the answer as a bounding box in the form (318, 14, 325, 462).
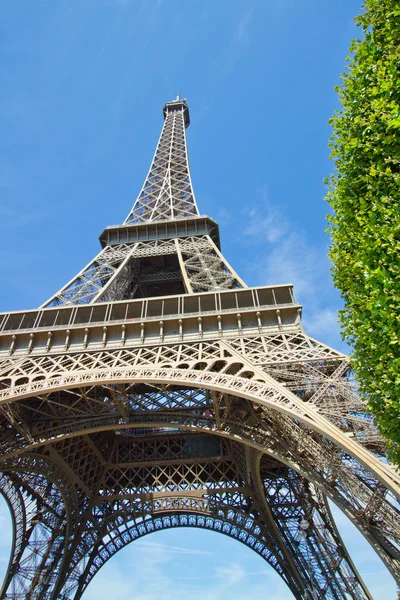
(42, 245, 133, 308)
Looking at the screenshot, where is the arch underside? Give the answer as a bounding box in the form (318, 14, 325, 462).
(0, 445, 373, 600)
(0, 334, 399, 598)
(60, 483, 367, 600)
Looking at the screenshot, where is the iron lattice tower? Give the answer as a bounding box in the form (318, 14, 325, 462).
(0, 97, 399, 600)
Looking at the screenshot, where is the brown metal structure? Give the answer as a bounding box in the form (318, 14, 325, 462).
(0, 97, 399, 599)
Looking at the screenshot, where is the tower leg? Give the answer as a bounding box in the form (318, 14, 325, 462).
(0, 456, 77, 600)
(259, 460, 373, 600)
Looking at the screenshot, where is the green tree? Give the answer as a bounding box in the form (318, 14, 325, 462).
(326, 0, 400, 463)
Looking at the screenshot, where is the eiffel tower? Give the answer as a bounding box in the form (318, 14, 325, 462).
(0, 96, 399, 600)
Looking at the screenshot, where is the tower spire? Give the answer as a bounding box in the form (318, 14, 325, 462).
(41, 98, 245, 306)
(124, 97, 198, 224)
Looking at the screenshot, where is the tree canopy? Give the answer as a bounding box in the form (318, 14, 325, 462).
(326, 1, 400, 463)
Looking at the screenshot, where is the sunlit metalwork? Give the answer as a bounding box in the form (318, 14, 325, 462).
(0, 97, 399, 599)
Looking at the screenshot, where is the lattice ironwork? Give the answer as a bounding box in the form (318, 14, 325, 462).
(0, 97, 399, 600)
(124, 96, 198, 224)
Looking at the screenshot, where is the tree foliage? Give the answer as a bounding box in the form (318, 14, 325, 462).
(326, 1, 400, 463)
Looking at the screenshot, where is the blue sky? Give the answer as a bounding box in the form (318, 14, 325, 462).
(0, 0, 397, 598)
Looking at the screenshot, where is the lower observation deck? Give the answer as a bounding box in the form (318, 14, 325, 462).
(0, 285, 301, 356)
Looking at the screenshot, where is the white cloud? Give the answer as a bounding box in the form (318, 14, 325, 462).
(243, 196, 323, 296)
(244, 205, 288, 244)
(302, 308, 340, 346)
(241, 192, 345, 351)
(137, 540, 214, 556)
(215, 561, 246, 586)
(236, 6, 255, 43)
